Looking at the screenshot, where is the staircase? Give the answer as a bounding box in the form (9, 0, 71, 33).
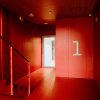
(0, 68, 55, 100)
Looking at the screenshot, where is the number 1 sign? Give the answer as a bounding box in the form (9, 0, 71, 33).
(73, 41, 82, 56)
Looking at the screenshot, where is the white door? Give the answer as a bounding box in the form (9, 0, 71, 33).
(43, 37, 55, 67)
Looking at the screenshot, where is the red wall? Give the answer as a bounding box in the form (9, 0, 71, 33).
(56, 17, 93, 79)
(94, 5, 100, 94)
(0, 7, 10, 83)
(8, 13, 41, 72)
(0, 7, 41, 83)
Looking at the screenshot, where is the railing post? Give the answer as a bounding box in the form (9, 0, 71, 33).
(0, 8, 3, 80)
(28, 62, 30, 96)
(10, 46, 13, 95)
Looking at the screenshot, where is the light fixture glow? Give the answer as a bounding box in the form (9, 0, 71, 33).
(19, 16, 24, 22)
(96, 17, 98, 22)
(44, 22, 48, 25)
(49, 11, 52, 15)
(89, 13, 92, 17)
(29, 13, 34, 17)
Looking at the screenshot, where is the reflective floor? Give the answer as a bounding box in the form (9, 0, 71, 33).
(25, 68, 99, 100)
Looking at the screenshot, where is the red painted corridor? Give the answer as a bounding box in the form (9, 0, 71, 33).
(0, 0, 100, 100)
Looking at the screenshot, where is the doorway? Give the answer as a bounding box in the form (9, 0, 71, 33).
(42, 36, 55, 68)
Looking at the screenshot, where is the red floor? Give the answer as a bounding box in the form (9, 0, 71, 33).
(0, 68, 99, 100)
(25, 68, 99, 100)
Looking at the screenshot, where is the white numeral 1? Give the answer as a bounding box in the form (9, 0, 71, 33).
(73, 41, 82, 56)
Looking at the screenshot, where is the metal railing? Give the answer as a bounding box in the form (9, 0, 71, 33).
(0, 36, 30, 97)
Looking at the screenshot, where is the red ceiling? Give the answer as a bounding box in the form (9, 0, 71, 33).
(0, 0, 99, 25)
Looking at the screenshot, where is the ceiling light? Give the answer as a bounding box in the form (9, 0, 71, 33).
(19, 16, 24, 22)
(44, 22, 48, 25)
(96, 17, 98, 22)
(89, 13, 92, 17)
(29, 13, 34, 17)
(49, 11, 52, 15)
